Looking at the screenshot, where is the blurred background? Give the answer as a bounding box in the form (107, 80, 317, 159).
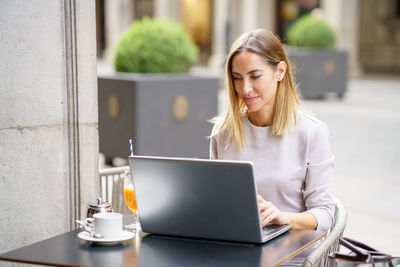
(96, 0, 400, 255)
(1, 0, 399, 259)
(96, 0, 400, 76)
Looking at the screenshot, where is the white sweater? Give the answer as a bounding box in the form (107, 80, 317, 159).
(210, 112, 335, 232)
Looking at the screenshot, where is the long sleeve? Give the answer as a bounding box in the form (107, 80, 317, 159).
(209, 120, 222, 160)
(302, 123, 335, 232)
(209, 134, 218, 159)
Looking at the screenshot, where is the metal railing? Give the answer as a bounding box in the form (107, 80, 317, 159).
(99, 166, 130, 214)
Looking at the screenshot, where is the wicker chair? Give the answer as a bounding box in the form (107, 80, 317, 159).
(99, 166, 131, 214)
(302, 197, 347, 267)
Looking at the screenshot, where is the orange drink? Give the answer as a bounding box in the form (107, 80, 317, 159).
(124, 188, 138, 213)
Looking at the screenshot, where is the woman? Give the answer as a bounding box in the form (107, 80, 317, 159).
(210, 29, 335, 232)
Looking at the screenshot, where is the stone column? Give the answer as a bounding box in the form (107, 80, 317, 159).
(241, 0, 258, 33)
(258, 0, 276, 32)
(321, 0, 361, 78)
(0, 0, 98, 253)
(339, 0, 361, 77)
(207, 0, 229, 115)
(322, 0, 342, 35)
(209, 0, 229, 76)
(154, 0, 181, 22)
(103, 0, 135, 66)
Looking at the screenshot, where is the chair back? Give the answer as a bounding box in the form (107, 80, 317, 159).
(302, 197, 347, 267)
(99, 166, 131, 214)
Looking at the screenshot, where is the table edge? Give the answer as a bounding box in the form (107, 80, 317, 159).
(272, 231, 327, 267)
(0, 256, 83, 267)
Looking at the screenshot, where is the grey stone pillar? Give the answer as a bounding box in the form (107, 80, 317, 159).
(258, 0, 276, 32)
(103, 0, 135, 65)
(209, 0, 229, 76)
(321, 0, 362, 78)
(154, 0, 170, 19)
(154, 0, 181, 22)
(0, 0, 98, 253)
(241, 0, 258, 33)
(339, 0, 361, 78)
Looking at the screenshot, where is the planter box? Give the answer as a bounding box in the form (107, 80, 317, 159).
(98, 72, 219, 161)
(287, 48, 348, 99)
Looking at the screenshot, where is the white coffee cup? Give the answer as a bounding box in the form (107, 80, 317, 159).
(84, 212, 123, 238)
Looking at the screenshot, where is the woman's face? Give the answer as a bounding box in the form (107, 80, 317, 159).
(231, 51, 285, 114)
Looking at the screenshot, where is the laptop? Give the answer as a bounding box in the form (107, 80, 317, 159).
(128, 155, 291, 244)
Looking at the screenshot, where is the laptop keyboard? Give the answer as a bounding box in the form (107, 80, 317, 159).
(262, 228, 276, 236)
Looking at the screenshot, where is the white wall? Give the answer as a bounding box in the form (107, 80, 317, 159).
(0, 0, 98, 253)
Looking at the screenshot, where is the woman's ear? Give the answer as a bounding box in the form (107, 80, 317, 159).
(276, 61, 287, 81)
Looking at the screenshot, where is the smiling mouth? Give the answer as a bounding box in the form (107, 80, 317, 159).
(244, 96, 259, 103)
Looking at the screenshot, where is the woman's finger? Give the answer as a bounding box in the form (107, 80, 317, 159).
(262, 215, 272, 227)
(262, 210, 280, 226)
(261, 208, 274, 219)
(261, 206, 277, 222)
(259, 200, 273, 211)
(258, 202, 269, 212)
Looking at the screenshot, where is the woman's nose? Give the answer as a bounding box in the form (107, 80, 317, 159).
(242, 80, 252, 94)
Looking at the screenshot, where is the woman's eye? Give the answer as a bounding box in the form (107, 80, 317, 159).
(251, 75, 261, 80)
(232, 76, 241, 80)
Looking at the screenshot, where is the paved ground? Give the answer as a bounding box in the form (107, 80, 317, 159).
(300, 76, 400, 255)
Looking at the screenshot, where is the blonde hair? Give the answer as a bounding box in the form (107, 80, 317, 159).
(212, 29, 301, 150)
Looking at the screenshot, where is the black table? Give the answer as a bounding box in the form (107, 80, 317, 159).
(0, 228, 325, 267)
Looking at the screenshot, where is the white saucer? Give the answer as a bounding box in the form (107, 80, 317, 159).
(78, 230, 135, 244)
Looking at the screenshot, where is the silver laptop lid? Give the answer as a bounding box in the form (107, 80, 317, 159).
(129, 155, 266, 243)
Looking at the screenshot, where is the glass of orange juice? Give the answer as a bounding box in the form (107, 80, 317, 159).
(123, 170, 140, 231)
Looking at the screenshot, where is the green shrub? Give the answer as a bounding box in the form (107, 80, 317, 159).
(287, 15, 335, 48)
(114, 18, 198, 73)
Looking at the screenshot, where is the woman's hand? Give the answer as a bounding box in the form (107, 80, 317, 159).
(257, 195, 318, 229)
(257, 195, 289, 227)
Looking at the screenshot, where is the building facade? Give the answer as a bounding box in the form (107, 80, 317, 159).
(97, 0, 400, 78)
(1, 0, 99, 253)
